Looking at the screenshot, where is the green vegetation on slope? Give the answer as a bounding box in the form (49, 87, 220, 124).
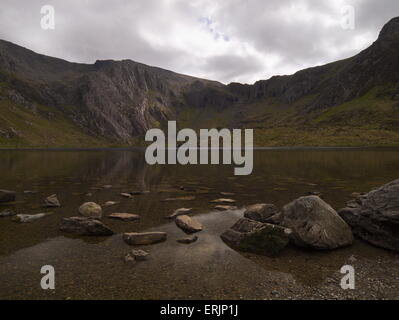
(0, 99, 112, 148)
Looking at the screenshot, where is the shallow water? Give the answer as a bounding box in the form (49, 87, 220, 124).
(0, 149, 398, 299)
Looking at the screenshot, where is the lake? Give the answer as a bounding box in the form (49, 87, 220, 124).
(0, 148, 398, 299)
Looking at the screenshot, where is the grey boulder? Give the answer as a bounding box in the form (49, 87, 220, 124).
(281, 196, 353, 250)
(338, 178, 399, 251)
(244, 203, 279, 223)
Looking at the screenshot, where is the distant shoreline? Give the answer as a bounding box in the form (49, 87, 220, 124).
(1, 146, 399, 152)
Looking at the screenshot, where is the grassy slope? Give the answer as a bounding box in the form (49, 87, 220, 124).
(234, 86, 399, 147)
(1, 81, 399, 148)
(0, 99, 112, 148)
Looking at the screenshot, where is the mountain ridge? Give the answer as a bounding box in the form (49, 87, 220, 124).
(1, 17, 399, 147)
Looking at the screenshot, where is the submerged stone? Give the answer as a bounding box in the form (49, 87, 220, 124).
(123, 232, 167, 245)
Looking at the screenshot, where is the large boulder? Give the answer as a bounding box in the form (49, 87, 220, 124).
(221, 218, 292, 257)
(281, 196, 353, 250)
(60, 217, 114, 236)
(79, 202, 102, 219)
(0, 190, 16, 203)
(338, 179, 399, 251)
(244, 203, 279, 223)
(175, 215, 203, 234)
(123, 232, 167, 245)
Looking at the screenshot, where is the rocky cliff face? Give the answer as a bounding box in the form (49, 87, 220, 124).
(0, 17, 399, 146)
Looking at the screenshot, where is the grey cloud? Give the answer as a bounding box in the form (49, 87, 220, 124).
(0, 0, 398, 84)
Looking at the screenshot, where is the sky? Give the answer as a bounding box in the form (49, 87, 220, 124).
(0, 0, 398, 84)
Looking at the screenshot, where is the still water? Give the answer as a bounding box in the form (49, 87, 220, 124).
(0, 149, 398, 299)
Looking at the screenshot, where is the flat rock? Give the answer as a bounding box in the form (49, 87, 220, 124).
(44, 194, 61, 207)
(210, 198, 236, 204)
(162, 196, 196, 201)
(60, 217, 114, 236)
(120, 193, 133, 198)
(0, 189, 16, 203)
(108, 213, 141, 221)
(165, 208, 193, 219)
(220, 192, 235, 196)
(0, 209, 16, 217)
(175, 215, 203, 234)
(177, 235, 198, 244)
(215, 205, 238, 211)
(221, 218, 292, 257)
(244, 203, 279, 223)
(123, 232, 167, 245)
(281, 195, 353, 250)
(338, 178, 399, 251)
(103, 201, 119, 207)
(14, 212, 53, 223)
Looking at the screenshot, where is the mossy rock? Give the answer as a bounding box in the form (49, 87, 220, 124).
(238, 225, 290, 257)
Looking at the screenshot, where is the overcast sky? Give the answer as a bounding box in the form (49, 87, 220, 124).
(0, 0, 398, 84)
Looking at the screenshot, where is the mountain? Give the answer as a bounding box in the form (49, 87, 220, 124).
(1, 17, 399, 147)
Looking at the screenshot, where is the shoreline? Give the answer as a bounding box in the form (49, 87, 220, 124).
(1, 146, 399, 152)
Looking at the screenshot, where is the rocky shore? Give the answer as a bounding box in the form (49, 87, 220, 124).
(0, 177, 398, 300)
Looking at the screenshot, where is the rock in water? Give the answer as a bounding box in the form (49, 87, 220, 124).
(210, 198, 236, 204)
(175, 215, 203, 234)
(130, 249, 149, 261)
(0, 209, 16, 217)
(103, 201, 118, 207)
(338, 178, 399, 251)
(60, 217, 114, 236)
(14, 212, 53, 223)
(221, 218, 291, 257)
(162, 196, 196, 201)
(108, 213, 141, 221)
(123, 232, 167, 245)
(177, 236, 198, 244)
(44, 194, 61, 207)
(120, 193, 132, 198)
(281, 196, 353, 250)
(214, 205, 238, 211)
(165, 208, 193, 219)
(0, 190, 16, 203)
(244, 203, 279, 223)
(78, 202, 102, 219)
